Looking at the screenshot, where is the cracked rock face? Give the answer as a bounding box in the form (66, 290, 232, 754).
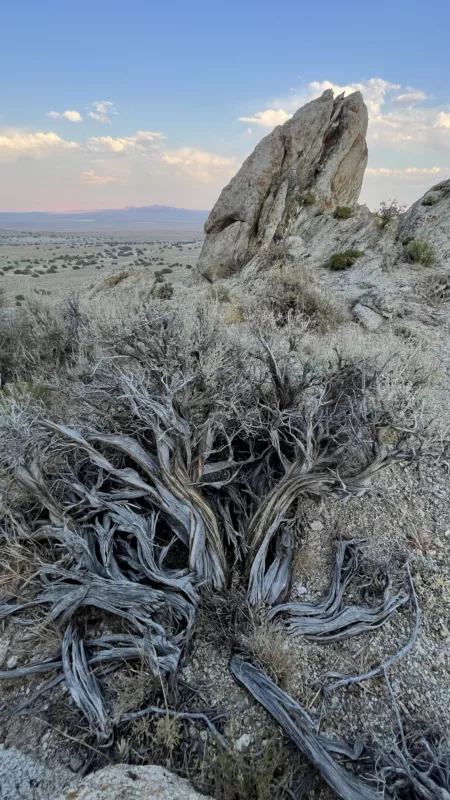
(198, 89, 368, 281)
(399, 179, 450, 268)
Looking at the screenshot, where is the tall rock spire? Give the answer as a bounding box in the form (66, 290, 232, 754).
(198, 90, 368, 281)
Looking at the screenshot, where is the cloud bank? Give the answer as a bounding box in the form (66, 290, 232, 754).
(2, 78, 450, 211)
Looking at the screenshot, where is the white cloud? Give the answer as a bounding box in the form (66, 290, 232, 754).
(81, 169, 124, 185)
(47, 109, 83, 122)
(87, 130, 164, 153)
(238, 78, 450, 156)
(308, 77, 400, 117)
(88, 101, 118, 124)
(237, 108, 292, 127)
(92, 101, 116, 114)
(63, 110, 83, 123)
(0, 130, 79, 161)
(161, 147, 239, 182)
(436, 112, 450, 130)
(88, 111, 111, 124)
(366, 166, 442, 178)
(394, 90, 428, 104)
(237, 78, 401, 133)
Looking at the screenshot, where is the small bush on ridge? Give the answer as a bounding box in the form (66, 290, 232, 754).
(407, 239, 436, 268)
(329, 250, 364, 270)
(422, 195, 438, 207)
(334, 206, 353, 220)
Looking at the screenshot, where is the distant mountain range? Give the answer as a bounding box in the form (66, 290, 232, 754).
(0, 205, 209, 232)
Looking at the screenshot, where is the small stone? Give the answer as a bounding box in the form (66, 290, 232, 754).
(295, 585, 308, 596)
(439, 627, 450, 639)
(69, 756, 84, 773)
(353, 302, 384, 331)
(234, 733, 251, 752)
(0, 640, 10, 667)
(310, 520, 324, 532)
(6, 656, 18, 670)
(444, 529, 450, 539)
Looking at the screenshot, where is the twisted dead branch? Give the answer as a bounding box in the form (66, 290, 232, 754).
(230, 654, 380, 800)
(321, 563, 420, 692)
(269, 539, 409, 641)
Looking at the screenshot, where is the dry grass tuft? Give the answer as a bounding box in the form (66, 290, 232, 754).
(222, 303, 246, 324)
(0, 535, 40, 602)
(407, 239, 436, 268)
(265, 265, 345, 330)
(111, 661, 156, 723)
(241, 615, 295, 687)
(204, 735, 294, 800)
(16, 619, 64, 661)
(154, 715, 182, 754)
(424, 273, 450, 307)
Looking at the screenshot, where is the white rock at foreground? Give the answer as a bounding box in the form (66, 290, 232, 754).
(55, 764, 212, 800)
(198, 89, 368, 281)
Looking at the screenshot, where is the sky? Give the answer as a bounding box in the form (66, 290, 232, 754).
(1, 0, 449, 212)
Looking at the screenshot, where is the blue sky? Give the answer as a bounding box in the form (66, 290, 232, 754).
(1, 0, 449, 211)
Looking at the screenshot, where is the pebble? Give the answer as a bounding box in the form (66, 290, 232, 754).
(69, 756, 84, 773)
(439, 627, 450, 639)
(295, 585, 308, 596)
(310, 520, 324, 532)
(6, 656, 18, 670)
(234, 733, 251, 752)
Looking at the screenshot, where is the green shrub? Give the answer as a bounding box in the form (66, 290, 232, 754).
(266, 266, 345, 330)
(329, 249, 364, 270)
(407, 239, 436, 268)
(304, 191, 316, 206)
(334, 206, 353, 220)
(422, 195, 438, 207)
(152, 281, 174, 299)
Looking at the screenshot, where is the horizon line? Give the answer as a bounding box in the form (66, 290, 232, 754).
(0, 204, 210, 215)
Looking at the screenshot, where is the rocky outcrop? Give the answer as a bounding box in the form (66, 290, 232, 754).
(399, 179, 450, 268)
(0, 745, 73, 800)
(198, 89, 368, 281)
(55, 764, 211, 800)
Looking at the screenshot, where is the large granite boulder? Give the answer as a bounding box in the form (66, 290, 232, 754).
(198, 89, 368, 281)
(55, 764, 212, 800)
(398, 179, 450, 268)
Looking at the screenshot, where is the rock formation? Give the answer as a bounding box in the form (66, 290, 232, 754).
(55, 764, 212, 800)
(198, 89, 368, 280)
(399, 179, 450, 268)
